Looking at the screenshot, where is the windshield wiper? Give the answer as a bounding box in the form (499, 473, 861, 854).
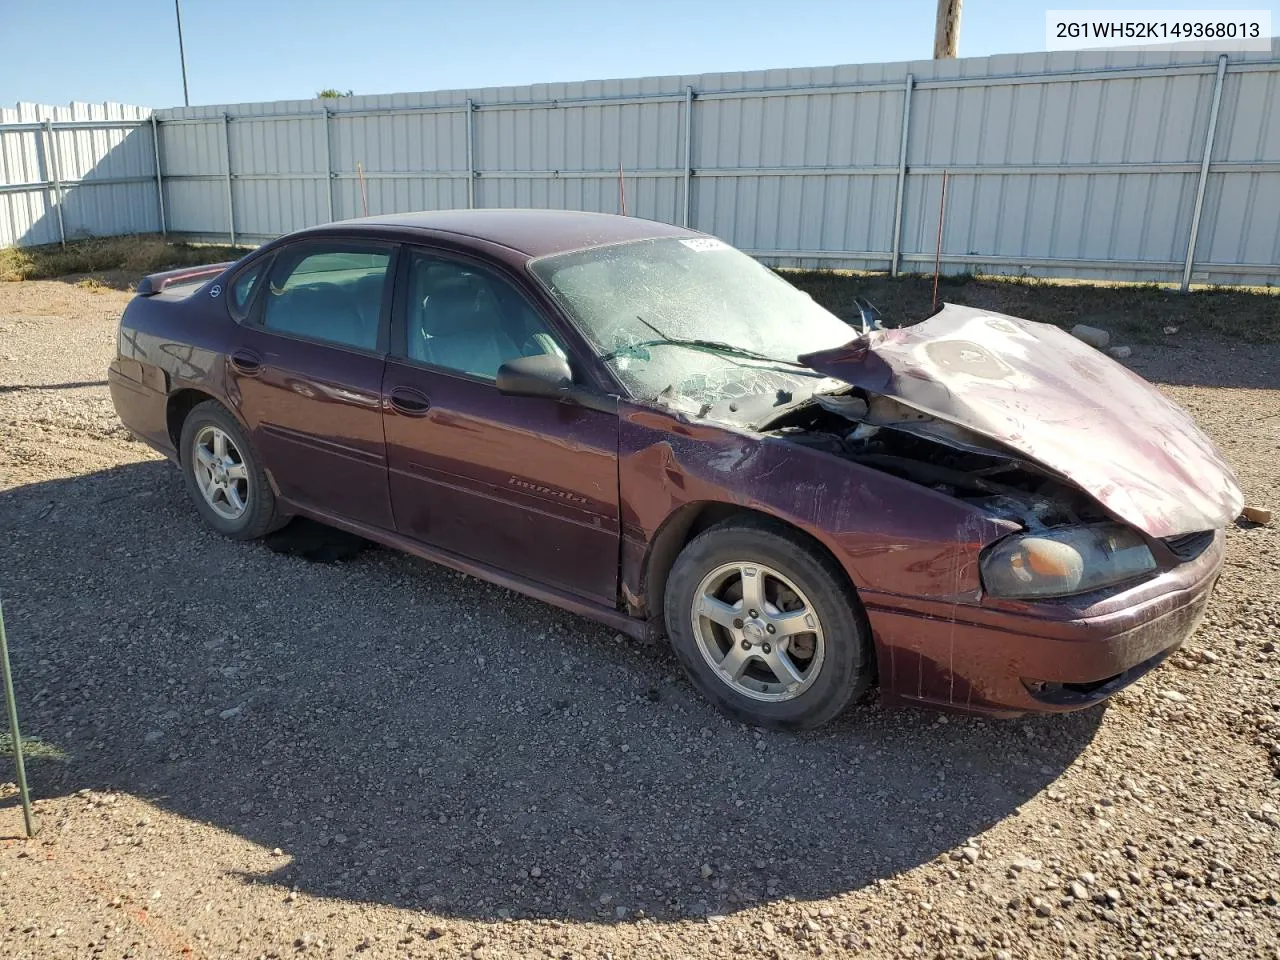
(601, 337, 803, 366)
(600, 316, 804, 367)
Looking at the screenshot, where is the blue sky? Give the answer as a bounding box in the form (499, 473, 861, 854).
(3, 0, 1275, 108)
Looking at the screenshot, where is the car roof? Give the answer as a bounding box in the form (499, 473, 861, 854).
(322, 208, 699, 258)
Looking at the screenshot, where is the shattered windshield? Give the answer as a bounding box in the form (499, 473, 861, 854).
(529, 237, 854, 410)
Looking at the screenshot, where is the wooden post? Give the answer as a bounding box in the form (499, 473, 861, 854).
(933, 0, 962, 59)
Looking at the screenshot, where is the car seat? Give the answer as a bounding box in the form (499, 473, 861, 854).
(415, 279, 523, 378)
(266, 283, 370, 349)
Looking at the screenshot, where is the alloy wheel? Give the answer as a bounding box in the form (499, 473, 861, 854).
(690, 561, 826, 702)
(192, 425, 250, 521)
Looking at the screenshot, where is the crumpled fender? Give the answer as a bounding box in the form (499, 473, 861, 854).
(618, 404, 1017, 607)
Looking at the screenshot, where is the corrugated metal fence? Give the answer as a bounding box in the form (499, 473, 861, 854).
(4, 42, 1279, 287)
(0, 101, 159, 249)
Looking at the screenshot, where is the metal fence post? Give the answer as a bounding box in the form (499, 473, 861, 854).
(223, 113, 236, 246)
(681, 85, 694, 227)
(465, 98, 476, 209)
(1181, 54, 1228, 292)
(321, 108, 334, 223)
(42, 118, 66, 248)
(890, 74, 914, 277)
(150, 114, 167, 238)
(0, 595, 38, 839)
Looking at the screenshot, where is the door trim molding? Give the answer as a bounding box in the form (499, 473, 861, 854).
(287, 501, 651, 640)
(388, 461, 613, 528)
(260, 421, 386, 466)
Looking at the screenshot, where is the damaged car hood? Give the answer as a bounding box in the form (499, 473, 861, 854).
(797, 304, 1243, 538)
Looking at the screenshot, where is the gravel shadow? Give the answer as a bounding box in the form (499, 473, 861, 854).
(0, 460, 1102, 922)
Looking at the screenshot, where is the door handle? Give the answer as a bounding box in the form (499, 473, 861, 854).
(389, 386, 431, 416)
(230, 350, 262, 375)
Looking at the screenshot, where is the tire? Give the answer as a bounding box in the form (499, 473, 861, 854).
(663, 517, 873, 729)
(178, 399, 280, 540)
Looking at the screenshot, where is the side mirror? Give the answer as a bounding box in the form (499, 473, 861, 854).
(496, 353, 620, 415)
(496, 354, 574, 398)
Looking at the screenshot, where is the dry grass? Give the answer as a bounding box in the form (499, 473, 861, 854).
(0, 235, 248, 289)
(0, 732, 69, 762)
(785, 270, 1280, 344)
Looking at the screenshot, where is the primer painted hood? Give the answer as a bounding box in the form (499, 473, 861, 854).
(798, 304, 1244, 538)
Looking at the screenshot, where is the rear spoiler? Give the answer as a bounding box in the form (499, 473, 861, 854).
(135, 262, 234, 296)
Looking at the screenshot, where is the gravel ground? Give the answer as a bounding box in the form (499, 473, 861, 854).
(0, 279, 1277, 960)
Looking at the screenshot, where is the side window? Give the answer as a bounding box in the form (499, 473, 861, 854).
(229, 257, 268, 321)
(261, 245, 392, 351)
(404, 252, 567, 379)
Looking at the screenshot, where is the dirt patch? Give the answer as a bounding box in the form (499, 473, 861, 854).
(0, 279, 1277, 959)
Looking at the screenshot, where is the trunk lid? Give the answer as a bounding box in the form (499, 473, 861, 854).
(797, 303, 1243, 538)
(135, 262, 233, 296)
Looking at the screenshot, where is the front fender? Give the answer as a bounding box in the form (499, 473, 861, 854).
(618, 403, 1013, 610)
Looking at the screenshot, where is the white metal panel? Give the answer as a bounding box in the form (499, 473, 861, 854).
(0, 100, 155, 247)
(5, 42, 1279, 287)
(343, 176, 468, 220)
(157, 117, 225, 176)
(1189, 60, 1280, 282)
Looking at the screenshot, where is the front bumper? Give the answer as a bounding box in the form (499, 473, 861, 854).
(863, 530, 1224, 716)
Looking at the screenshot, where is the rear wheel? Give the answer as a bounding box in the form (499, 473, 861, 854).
(179, 400, 280, 539)
(663, 517, 873, 729)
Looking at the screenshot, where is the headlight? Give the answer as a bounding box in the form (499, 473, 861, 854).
(981, 523, 1156, 599)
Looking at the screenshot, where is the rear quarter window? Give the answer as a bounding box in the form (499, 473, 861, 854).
(261, 246, 393, 352)
(229, 258, 270, 320)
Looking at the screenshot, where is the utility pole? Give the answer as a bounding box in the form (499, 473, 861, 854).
(933, 0, 962, 59)
(174, 0, 190, 106)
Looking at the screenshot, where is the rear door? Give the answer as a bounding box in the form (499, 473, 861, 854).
(227, 239, 397, 529)
(382, 247, 620, 604)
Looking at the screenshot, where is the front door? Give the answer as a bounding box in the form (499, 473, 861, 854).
(382, 249, 620, 604)
(227, 239, 397, 529)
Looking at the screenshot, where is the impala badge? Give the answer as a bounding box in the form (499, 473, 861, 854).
(508, 477, 588, 505)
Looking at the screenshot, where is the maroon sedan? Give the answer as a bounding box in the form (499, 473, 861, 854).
(108, 210, 1242, 728)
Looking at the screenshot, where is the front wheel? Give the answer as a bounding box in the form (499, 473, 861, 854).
(179, 400, 280, 540)
(663, 518, 873, 729)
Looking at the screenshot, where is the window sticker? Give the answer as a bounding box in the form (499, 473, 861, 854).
(678, 237, 729, 253)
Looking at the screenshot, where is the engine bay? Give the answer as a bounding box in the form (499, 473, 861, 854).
(762, 391, 1106, 531)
